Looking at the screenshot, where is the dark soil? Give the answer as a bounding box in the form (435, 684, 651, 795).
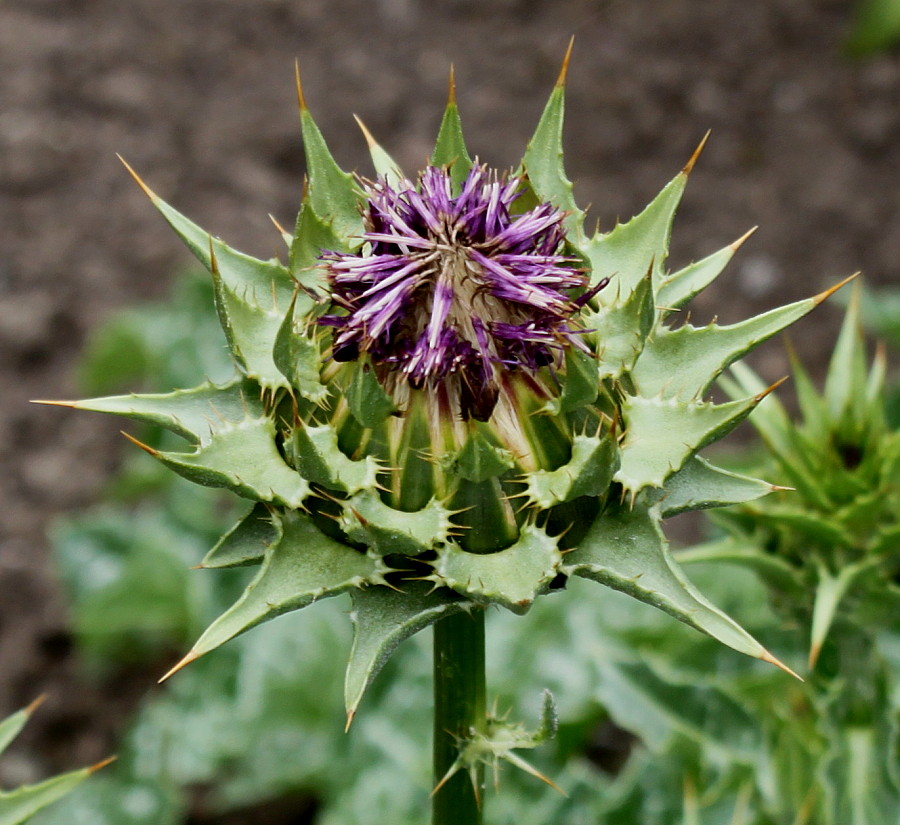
(1, 0, 898, 817)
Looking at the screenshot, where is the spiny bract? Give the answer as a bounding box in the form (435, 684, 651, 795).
(46, 54, 850, 717)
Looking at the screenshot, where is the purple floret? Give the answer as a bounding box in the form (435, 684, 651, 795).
(319, 165, 600, 421)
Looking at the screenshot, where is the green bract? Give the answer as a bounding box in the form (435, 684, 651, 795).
(45, 58, 850, 719)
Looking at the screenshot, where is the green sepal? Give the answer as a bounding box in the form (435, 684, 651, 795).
(432, 524, 562, 614)
(616, 393, 762, 493)
(338, 490, 454, 556)
(448, 426, 515, 483)
(631, 296, 817, 401)
(655, 456, 775, 517)
(155, 416, 310, 508)
(657, 236, 744, 311)
(522, 79, 584, 242)
(57, 378, 262, 446)
(347, 361, 396, 428)
(298, 103, 364, 241)
(210, 261, 291, 391)
(137, 185, 295, 308)
(183, 510, 384, 662)
(290, 422, 380, 494)
(564, 503, 784, 664)
(585, 272, 655, 380)
(431, 93, 473, 192)
(273, 293, 329, 404)
(344, 582, 468, 718)
(522, 432, 618, 508)
(544, 346, 600, 414)
(585, 167, 687, 297)
(358, 120, 404, 186)
(0, 767, 95, 825)
(200, 502, 274, 568)
(290, 195, 346, 284)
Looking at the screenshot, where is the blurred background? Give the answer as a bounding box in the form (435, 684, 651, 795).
(1, 0, 898, 822)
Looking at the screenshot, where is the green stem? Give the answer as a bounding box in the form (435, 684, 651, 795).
(433, 608, 486, 825)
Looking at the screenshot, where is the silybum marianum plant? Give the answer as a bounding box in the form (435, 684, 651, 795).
(40, 48, 851, 818)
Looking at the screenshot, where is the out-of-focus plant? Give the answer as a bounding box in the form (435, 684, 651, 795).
(0, 698, 110, 824)
(37, 48, 853, 821)
(611, 290, 900, 824)
(846, 0, 900, 57)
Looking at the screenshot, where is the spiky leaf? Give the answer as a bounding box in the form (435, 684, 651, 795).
(564, 504, 786, 666)
(181, 511, 383, 663)
(345, 583, 468, 717)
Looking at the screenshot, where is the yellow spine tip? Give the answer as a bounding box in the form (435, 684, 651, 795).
(158, 650, 200, 683)
(730, 225, 758, 252)
(116, 154, 157, 201)
(760, 648, 803, 681)
(25, 693, 48, 716)
(352, 114, 378, 150)
(30, 399, 77, 408)
(89, 756, 118, 775)
(556, 36, 575, 87)
(294, 59, 307, 111)
(808, 643, 822, 670)
(448, 64, 457, 105)
(344, 709, 356, 733)
(682, 130, 711, 175)
(754, 375, 789, 402)
(813, 271, 860, 306)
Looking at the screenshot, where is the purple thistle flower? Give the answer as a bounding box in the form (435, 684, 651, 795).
(320, 165, 598, 421)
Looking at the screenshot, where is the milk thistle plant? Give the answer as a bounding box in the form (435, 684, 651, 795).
(40, 47, 852, 821)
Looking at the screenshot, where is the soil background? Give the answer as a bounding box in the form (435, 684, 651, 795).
(1, 0, 898, 817)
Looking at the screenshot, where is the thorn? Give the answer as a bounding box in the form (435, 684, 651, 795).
(190, 563, 205, 570)
(682, 130, 710, 175)
(753, 375, 789, 402)
(447, 63, 456, 105)
(556, 36, 575, 87)
(24, 694, 48, 716)
(771, 485, 796, 492)
(116, 154, 157, 201)
(760, 648, 803, 681)
(269, 213, 289, 237)
(504, 752, 568, 796)
(813, 271, 859, 306)
(344, 709, 356, 733)
(352, 114, 379, 151)
(120, 430, 159, 456)
(30, 399, 77, 408)
(159, 649, 200, 683)
(730, 226, 758, 252)
(294, 59, 307, 111)
(88, 756, 118, 775)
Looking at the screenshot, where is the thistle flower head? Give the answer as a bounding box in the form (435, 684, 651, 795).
(50, 55, 852, 718)
(322, 165, 596, 422)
